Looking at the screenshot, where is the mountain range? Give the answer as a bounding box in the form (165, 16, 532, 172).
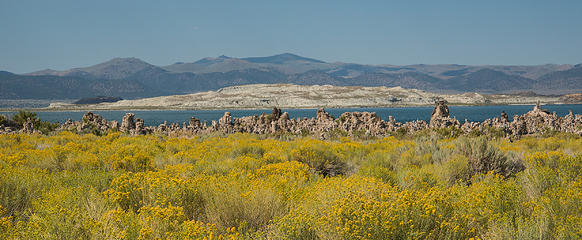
(1, 53, 581, 99)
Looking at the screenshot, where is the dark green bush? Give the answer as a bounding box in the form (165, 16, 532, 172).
(291, 145, 348, 177)
(484, 126, 506, 139)
(11, 110, 40, 127)
(392, 127, 408, 138)
(9, 111, 59, 134)
(36, 121, 60, 135)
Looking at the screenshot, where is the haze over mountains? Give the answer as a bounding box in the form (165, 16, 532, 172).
(1, 53, 581, 99)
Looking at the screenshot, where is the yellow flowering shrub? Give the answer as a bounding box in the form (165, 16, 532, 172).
(0, 132, 581, 239)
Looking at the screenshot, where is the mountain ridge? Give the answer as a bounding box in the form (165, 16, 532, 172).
(3, 53, 581, 99)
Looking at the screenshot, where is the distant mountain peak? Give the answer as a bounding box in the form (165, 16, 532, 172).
(26, 68, 60, 76)
(242, 53, 326, 64)
(194, 55, 236, 65)
(50, 57, 163, 80)
(98, 57, 151, 66)
(0, 70, 15, 76)
(278, 52, 301, 57)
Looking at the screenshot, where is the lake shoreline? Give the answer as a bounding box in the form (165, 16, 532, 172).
(1, 102, 571, 112)
(2, 104, 582, 127)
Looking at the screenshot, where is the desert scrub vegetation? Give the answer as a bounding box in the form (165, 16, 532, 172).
(0, 131, 581, 239)
(1, 111, 59, 134)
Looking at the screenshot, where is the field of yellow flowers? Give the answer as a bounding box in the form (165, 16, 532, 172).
(1, 131, 581, 239)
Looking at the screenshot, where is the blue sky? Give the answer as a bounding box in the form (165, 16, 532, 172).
(1, 0, 581, 73)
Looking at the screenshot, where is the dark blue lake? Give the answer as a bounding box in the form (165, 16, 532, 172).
(2, 104, 582, 126)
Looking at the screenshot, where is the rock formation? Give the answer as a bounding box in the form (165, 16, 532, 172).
(429, 100, 460, 128)
(272, 107, 282, 120)
(316, 108, 337, 133)
(120, 113, 136, 133)
(133, 118, 146, 135)
(55, 112, 119, 133)
(501, 111, 509, 122)
(3, 102, 582, 138)
(219, 112, 234, 133)
(337, 112, 385, 136)
(22, 118, 34, 134)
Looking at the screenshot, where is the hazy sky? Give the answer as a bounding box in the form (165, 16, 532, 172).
(1, 0, 581, 73)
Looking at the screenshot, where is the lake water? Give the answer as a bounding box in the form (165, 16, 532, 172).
(2, 104, 582, 126)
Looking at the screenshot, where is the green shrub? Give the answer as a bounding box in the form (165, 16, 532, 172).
(328, 129, 349, 140)
(291, 144, 348, 177)
(35, 121, 60, 135)
(454, 137, 524, 178)
(393, 127, 408, 138)
(230, 144, 265, 159)
(541, 127, 560, 137)
(9, 111, 58, 134)
(0, 173, 32, 219)
(11, 110, 40, 127)
(359, 166, 397, 185)
(413, 136, 445, 163)
(181, 187, 206, 221)
(359, 151, 399, 184)
(468, 129, 483, 137)
(0, 115, 6, 126)
(204, 183, 286, 233)
(484, 126, 506, 138)
(441, 154, 471, 185)
(433, 126, 463, 139)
